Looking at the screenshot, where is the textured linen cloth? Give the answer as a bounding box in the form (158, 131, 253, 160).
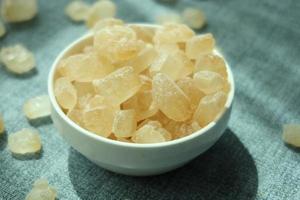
(0, 0, 300, 199)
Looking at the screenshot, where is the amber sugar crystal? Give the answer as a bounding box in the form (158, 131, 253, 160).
(152, 73, 192, 122)
(8, 128, 42, 155)
(54, 21, 230, 143)
(0, 44, 36, 74)
(26, 179, 57, 200)
(23, 95, 51, 120)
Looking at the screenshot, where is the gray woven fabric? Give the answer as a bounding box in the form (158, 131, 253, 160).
(0, 0, 300, 199)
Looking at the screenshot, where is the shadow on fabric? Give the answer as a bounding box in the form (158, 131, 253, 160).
(68, 129, 258, 200)
(0, 131, 7, 151)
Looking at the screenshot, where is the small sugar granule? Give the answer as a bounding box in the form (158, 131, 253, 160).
(0, 44, 36, 74)
(25, 179, 57, 200)
(8, 128, 42, 155)
(23, 95, 51, 120)
(156, 12, 182, 24)
(65, 0, 90, 22)
(1, 0, 38, 22)
(182, 8, 206, 29)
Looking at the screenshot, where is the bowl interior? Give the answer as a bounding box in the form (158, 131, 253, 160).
(48, 24, 235, 148)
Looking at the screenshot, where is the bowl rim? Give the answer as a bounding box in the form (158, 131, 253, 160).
(48, 23, 235, 149)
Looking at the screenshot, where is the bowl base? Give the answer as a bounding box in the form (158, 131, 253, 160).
(90, 159, 190, 176)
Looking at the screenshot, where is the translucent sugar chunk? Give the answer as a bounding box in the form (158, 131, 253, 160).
(132, 124, 166, 144)
(94, 25, 144, 62)
(282, 124, 300, 147)
(182, 8, 206, 29)
(151, 121, 172, 141)
(82, 45, 94, 53)
(93, 18, 124, 31)
(1, 0, 38, 22)
(177, 77, 205, 111)
(153, 23, 195, 44)
(165, 120, 201, 139)
(23, 95, 51, 120)
(65, 0, 90, 22)
(139, 75, 152, 90)
(139, 120, 172, 141)
(67, 108, 83, 126)
(73, 81, 95, 98)
(93, 66, 142, 106)
(76, 94, 93, 110)
(122, 77, 158, 121)
(83, 106, 115, 137)
(150, 111, 171, 126)
(125, 44, 158, 74)
(26, 179, 57, 200)
(112, 109, 136, 138)
(0, 19, 6, 38)
(54, 77, 77, 110)
(193, 91, 227, 126)
(186, 34, 215, 59)
(156, 13, 182, 24)
(8, 128, 42, 155)
(86, 0, 116, 28)
(150, 51, 194, 80)
(58, 52, 114, 82)
(137, 120, 162, 129)
(128, 25, 156, 44)
(0, 114, 5, 134)
(0, 44, 35, 74)
(86, 95, 119, 111)
(152, 73, 191, 121)
(195, 53, 227, 77)
(85, 95, 105, 110)
(155, 43, 181, 54)
(193, 71, 226, 94)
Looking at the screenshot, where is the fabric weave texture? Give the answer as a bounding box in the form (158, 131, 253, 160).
(0, 0, 300, 199)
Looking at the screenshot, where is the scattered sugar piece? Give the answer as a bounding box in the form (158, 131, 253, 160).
(0, 44, 36, 74)
(8, 128, 42, 155)
(26, 179, 57, 200)
(282, 124, 300, 147)
(1, 0, 38, 22)
(156, 13, 182, 24)
(23, 95, 51, 120)
(65, 0, 90, 22)
(182, 8, 206, 29)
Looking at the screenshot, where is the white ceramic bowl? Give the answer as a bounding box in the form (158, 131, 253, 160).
(48, 24, 235, 176)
